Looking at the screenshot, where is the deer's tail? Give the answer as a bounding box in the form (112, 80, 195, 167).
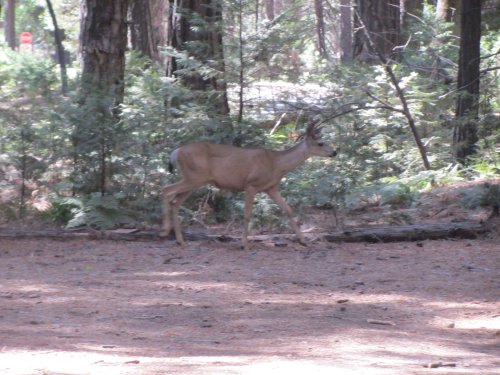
(168, 148, 179, 174)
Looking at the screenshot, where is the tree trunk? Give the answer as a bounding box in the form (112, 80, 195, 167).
(46, 0, 68, 94)
(129, 0, 168, 66)
(452, 0, 481, 162)
(80, 0, 129, 109)
(0, 221, 487, 243)
(166, 0, 229, 116)
(254, 0, 260, 30)
(436, 0, 460, 36)
(353, 0, 401, 63)
(237, 0, 244, 123)
(436, 0, 449, 19)
(314, 0, 327, 60)
(78, 0, 129, 194)
(4, 0, 16, 50)
(436, 0, 459, 21)
(265, 0, 275, 20)
(400, 0, 423, 35)
(356, 8, 431, 170)
(339, 0, 352, 63)
(150, 0, 168, 66)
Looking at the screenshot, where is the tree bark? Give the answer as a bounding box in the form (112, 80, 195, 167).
(355, 8, 431, 170)
(150, 0, 168, 66)
(436, 0, 459, 21)
(339, 0, 352, 63)
(129, 0, 168, 66)
(353, 0, 401, 63)
(130, 0, 156, 59)
(400, 0, 423, 39)
(166, 0, 229, 116)
(265, 0, 275, 20)
(80, 0, 129, 109)
(80, 0, 128, 111)
(314, 0, 327, 60)
(4, 0, 16, 50)
(78, 0, 129, 194)
(0, 221, 487, 243)
(452, 0, 481, 162)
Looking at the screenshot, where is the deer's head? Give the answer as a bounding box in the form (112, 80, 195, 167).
(305, 121, 337, 158)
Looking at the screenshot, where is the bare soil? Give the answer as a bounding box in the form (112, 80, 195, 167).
(1, 181, 499, 374)
(1, 232, 499, 375)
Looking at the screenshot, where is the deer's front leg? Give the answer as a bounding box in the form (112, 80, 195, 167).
(266, 188, 306, 245)
(171, 191, 191, 246)
(242, 188, 257, 250)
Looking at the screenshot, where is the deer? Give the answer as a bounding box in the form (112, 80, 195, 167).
(160, 122, 337, 250)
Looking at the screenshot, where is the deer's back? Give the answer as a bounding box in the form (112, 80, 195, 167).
(176, 142, 279, 192)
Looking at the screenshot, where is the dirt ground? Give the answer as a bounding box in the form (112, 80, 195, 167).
(1, 232, 499, 375)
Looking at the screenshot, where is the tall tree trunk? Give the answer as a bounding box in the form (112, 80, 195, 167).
(166, 0, 229, 116)
(436, 0, 459, 21)
(265, 0, 275, 20)
(4, 0, 16, 50)
(130, 0, 155, 58)
(254, 0, 260, 30)
(452, 0, 482, 162)
(400, 0, 422, 34)
(353, 0, 401, 63)
(436, 0, 460, 36)
(79, 0, 129, 194)
(237, 0, 244, 123)
(314, 0, 327, 60)
(339, 0, 352, 63)
(436, 0, 449, 19)
(400, 0, 423, 54)
(129, 0, 167, 66)
(80, 0, 129, 112)
(46, 0, 68, 94)
(150, 0, 168, 66)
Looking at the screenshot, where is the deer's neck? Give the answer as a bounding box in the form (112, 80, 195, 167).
(275, 141, 310, 175)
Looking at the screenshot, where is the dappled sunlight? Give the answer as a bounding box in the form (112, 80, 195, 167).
(1, 238, 499, 374)
(133, 271, 194, 278)
(453, 316, 500, 330)
(0, 349, 157, 375)
(2, 281, 60, 295)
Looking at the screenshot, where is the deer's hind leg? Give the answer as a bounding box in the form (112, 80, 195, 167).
(161, 181, 192, 240)
(242, 188, 257, 251)
(171, 191, 192, 246)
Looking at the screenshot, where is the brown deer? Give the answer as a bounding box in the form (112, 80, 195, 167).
(161, 122, 336, 250)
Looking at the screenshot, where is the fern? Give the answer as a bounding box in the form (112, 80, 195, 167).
(460, 183, 500, 215)
(51, 194, 136, 229)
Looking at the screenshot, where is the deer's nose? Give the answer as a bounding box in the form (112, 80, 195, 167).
(330, 149, 337, 157)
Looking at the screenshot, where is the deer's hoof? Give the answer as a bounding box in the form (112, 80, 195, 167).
(159, 230, 171, 238)
(297, 238, 307, 247)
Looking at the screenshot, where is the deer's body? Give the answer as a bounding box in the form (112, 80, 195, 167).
(161, 123, 336, 250)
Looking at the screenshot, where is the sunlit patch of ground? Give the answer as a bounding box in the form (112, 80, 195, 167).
(0, 238, 499, 374)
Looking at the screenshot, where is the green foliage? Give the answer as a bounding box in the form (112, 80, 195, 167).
(1, 1, 499, 232)
(52, 194, 135, 229)
(459, 183, 500, 215)
(40, 196, 79, 225)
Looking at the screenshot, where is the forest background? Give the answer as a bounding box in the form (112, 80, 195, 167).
(0, 0, 499, 232)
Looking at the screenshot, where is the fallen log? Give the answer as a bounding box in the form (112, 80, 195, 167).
(321, 221, 488, 243)
(0, 221, 488, 243)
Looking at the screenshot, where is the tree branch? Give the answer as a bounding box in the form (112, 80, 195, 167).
(353, 9, 431, 170)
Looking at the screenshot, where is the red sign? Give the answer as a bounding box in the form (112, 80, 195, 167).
(20, 32, 33, 44)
